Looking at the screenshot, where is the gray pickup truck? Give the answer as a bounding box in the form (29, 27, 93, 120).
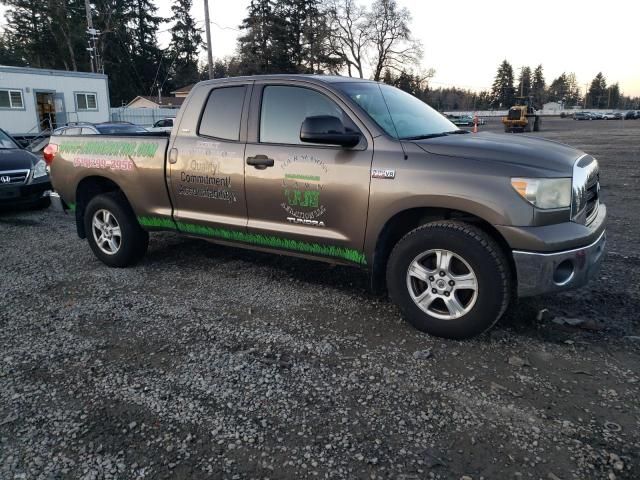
(46, 75, 606, 339)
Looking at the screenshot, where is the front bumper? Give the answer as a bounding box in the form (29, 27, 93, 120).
(513, 229, 606, 297)
(0, 179, 52, 205)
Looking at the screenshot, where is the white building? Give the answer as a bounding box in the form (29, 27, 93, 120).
(542, 101, 563, 114)
(0, 65, 110, 136)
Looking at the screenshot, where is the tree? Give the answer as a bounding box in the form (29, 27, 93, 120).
(167, 0, 203, 88)
(491, 60, 515, 108)
(531, 64, 546, 107)
(607, 83, 620, 109)
(516, 66, 532, 97)
(237, 0, 278, 74)
(326, 0, 369, 78)
(367, 0, 422, 81)
(588, 72, 607, 109)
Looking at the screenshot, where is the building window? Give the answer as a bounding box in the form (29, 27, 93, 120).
(76, 92, 97, 111)
(0, 89, 24, 109)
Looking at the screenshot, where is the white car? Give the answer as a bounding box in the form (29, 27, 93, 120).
(148, 118, 175, 133)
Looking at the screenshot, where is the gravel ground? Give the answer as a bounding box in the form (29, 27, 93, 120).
(1, 118, 639, 480)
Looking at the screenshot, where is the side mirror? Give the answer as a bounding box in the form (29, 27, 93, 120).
(300, 115, 361, 148)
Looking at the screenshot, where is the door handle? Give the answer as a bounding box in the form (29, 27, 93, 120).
(246, 154, 275, 169)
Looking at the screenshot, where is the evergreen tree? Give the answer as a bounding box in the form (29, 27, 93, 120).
(547, 73, 568, 103)
(606, 83, 620, 109)
(588, 72, 607, 109)
(531, 64, 546, 107)
(491, 60, 515, 108)
(238, 0, 276, 74)
(168, 0, 203, 88)
(516, 66, 532, 97)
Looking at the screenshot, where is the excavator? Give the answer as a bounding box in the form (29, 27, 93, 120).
(502, 97, 541, 133)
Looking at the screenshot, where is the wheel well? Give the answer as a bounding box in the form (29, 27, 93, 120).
(370, 207, 515, 294)
(75, 176, 123, 238)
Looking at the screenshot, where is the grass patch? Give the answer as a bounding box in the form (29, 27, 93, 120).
(136, 215, 366, 265)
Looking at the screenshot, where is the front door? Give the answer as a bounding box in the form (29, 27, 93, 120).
(168, 83, 251, 232)
(35, 92, 56, 130)
(243, 83, 373, 265)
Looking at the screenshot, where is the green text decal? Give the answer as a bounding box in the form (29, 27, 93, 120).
(59, 140, 159, 158)
(137, 216, 367, 265)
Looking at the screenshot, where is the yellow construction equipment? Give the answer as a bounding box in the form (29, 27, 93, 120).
(502, 97, 541, 133)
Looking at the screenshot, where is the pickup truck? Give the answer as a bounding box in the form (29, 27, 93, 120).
(46, 75, 606, 339)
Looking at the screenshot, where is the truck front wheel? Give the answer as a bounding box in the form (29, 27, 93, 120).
(84, 192, 148, 267)
(386, 221, 511, 339)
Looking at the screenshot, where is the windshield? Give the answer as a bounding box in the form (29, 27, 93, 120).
(95, 124, 148, 134)
(336, 82, 457, 139)
(0, 130, 19, 149)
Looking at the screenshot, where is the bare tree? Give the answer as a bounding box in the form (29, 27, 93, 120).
(367, 0, 421, 81)
(325, 0, 369, 78)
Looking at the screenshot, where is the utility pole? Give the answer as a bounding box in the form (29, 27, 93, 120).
(204, 0, 214, 79)
(84, 0, 95, 73)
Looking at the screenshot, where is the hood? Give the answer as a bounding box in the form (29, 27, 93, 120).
(412, 132, 583, 175)
(0, 148, 39, 171)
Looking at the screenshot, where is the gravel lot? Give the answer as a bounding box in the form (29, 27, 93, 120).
(1, 118, 639, 480)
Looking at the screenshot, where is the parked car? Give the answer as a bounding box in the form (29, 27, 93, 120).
(46, 75, 606, 340)
(0, 128, 51, 209)
(589, 112, 604, 120)
(54, 122, 150, 135)
(449, 115, 474, 127)
(148, 118, 175, 133)
(573, 112, 592, 120)
(602, 112, 622, 120)
(623, 111, 637, 120)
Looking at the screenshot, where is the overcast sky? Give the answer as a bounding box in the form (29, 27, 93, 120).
(2, 0, 639, 96)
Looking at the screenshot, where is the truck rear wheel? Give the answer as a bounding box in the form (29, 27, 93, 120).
(84, 192, 148, 267)
(386, 221, 511, 339)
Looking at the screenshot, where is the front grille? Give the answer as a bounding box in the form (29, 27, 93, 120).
(508, 109, 521, 120)
(585, 176, 599, 222)
(0, 169, 30, 185)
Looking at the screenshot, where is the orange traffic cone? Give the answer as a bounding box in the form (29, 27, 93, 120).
(472, 115, 479, 133)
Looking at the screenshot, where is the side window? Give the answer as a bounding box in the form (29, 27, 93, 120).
(198, 86, 246, 141)
(260, 86, 356, 145)
(80, 127, 95, 135)
(64, 127, 81, 135)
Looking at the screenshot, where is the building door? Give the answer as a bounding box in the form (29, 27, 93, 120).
(35, 92, 56, 131)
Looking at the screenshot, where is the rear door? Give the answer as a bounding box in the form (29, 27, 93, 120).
(167, 81, 252, 232)
(242, 81, 373, 265)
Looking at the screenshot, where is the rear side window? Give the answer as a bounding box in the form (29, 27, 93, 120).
(260, 86, 351, 145)
(199, 86, 246, 141)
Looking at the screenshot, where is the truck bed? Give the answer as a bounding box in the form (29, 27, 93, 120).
(49, 134, 174, 221)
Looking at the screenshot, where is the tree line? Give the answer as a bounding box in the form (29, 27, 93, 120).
(1, 0, 637, 111)
(487, 60, 638, 111)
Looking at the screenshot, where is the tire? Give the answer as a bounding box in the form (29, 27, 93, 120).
(84, 191, 148, 267)
(533, 117, 541, 132)
(386, 221, 511, 339)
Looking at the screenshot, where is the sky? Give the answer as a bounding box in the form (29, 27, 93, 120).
(2, 0, 639, 96)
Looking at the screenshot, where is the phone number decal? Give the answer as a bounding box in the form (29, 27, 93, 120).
(72, 157, 134, 171)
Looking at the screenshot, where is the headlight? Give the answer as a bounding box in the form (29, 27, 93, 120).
(32, 159, 48, 179)
(511, 177, 572, 209)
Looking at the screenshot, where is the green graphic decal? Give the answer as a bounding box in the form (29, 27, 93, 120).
(67, 202, 76, 212)
(285, 189, 320, 208)
(136, 216, 367, 265)
(284, 173, 321, 182)
(59, 140, 159, 158)
(137, 216, 178, 229)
